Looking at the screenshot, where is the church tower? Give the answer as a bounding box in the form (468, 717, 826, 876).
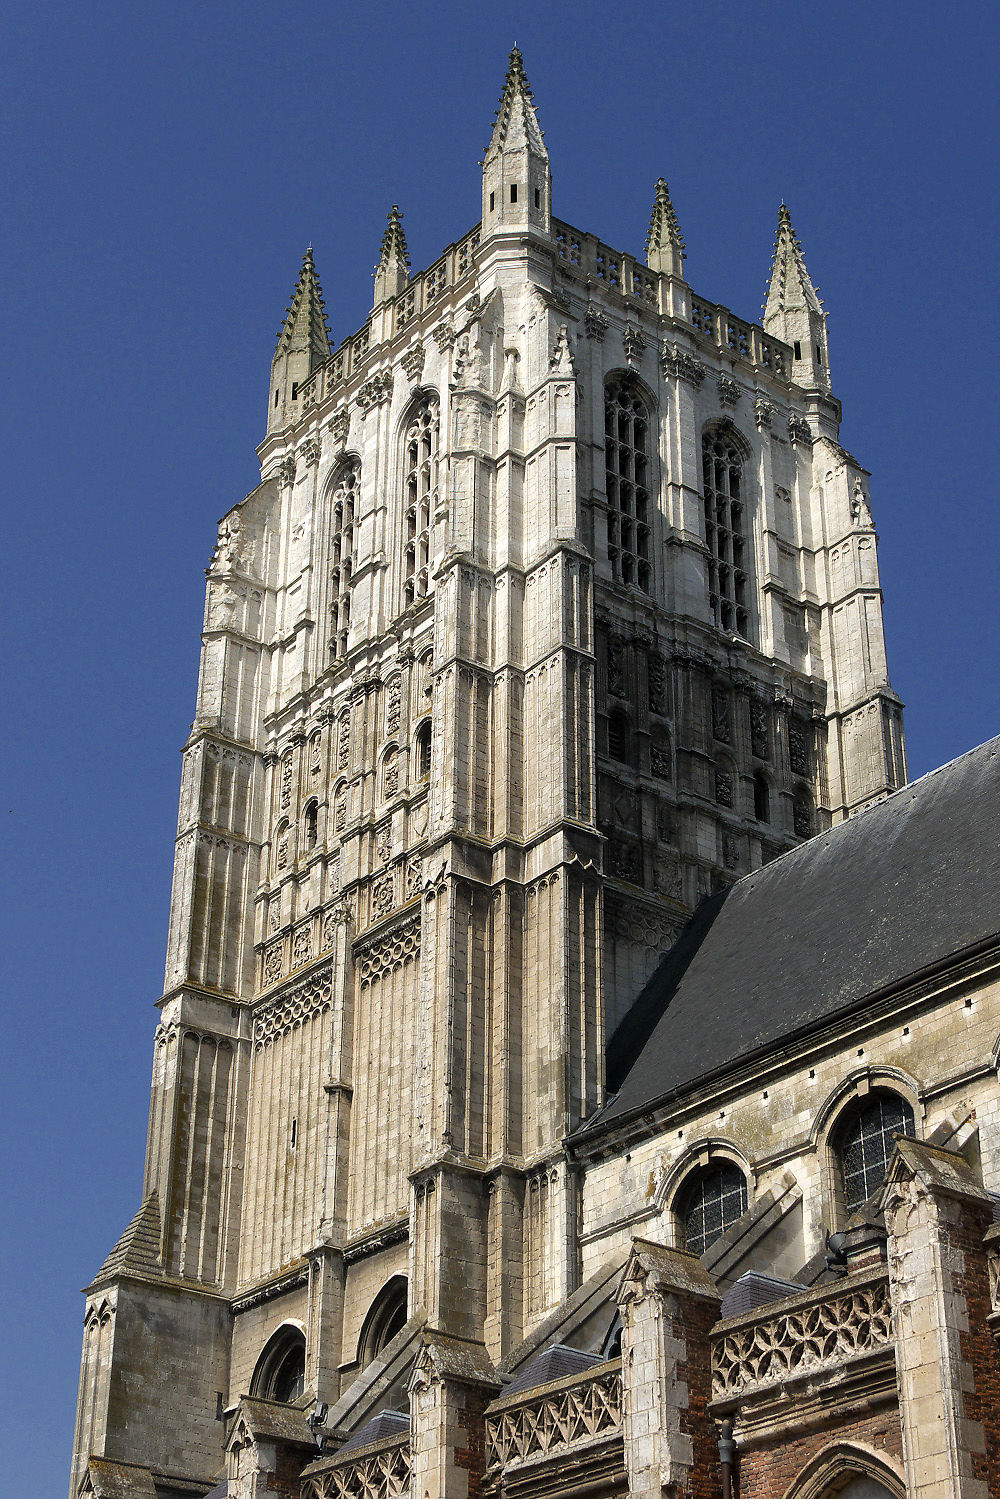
(71, 49, 906, 1499)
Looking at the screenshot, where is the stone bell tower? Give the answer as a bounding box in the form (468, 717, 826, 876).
(71, 46, 905, 1499)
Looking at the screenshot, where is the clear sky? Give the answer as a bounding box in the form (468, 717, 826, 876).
(2, 1, 998, 1491)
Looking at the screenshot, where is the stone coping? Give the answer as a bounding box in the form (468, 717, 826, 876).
(487, 1356, 621, 1415)
(710, 1266, 888, 1336)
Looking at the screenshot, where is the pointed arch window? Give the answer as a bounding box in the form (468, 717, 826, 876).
(703, 429, 750, 637)
(605, 377, 652, 591)
(403, 395, 439, 608)
(329, 458, 359, 660)
(836, 1092, 914, 1216)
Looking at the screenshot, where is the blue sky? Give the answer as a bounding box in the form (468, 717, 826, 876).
(2, 1, 998, 1490)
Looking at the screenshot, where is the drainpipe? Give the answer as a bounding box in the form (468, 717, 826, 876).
(718, 1418, 737, 1499)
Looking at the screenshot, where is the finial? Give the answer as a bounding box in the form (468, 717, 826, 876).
(645, 177, 686, 277)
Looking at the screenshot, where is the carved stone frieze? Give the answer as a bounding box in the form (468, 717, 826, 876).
(328, 408, 350, 447)
(584, 306, 609, 340)
(788, 415, 813, 445)
(661, 342, 706, 387)
(254, 964, 333, 1048)
(355, 913, 420, 985)
(356, 371, 393, 412)
(622, 325, 647, 364)
(401, 344, 425, 384)
(717, 376, 741, 407)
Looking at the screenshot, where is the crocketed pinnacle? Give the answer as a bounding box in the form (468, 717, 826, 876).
(485, 45, 546, 159)
(275, 245, 332, 362)
(376, 205, 410, 273)
(645, 178, 686, 269)
(765, 203, 823, 320)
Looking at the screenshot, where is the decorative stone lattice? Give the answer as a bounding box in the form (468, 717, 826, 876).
(711, 1276, 893, 1399)
(254, 966, 332, 1048)
(355, 915, 420, 985)
(301, 1439, 410, 1499)
(486, 1362, 622, 1471)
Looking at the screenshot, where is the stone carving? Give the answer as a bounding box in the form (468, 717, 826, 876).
(715, 770, 734, 807)
(254, 966, 333, 1048)
(650, 738, 671, 779)
(356, 371, 393, 411)
(384, 750, 399, 798)
(788, 717, 810, 776)
(793, 798, 812, 837)
(371, 873, 394, 919)
(385, 674, 402, 737)
(486, 1363, 622, 1471)
(404, 855, 423, 900)
(788, 415, 813, 445)
(608, 838, 641, 883)
(754, 395, 775, 429)
(278, 456, 296, 487)
(375, 819, 392, 865)
(401, 344, 425, 384)
(262, 941, 283, 987)
(622, 325, 647, 364)
(851, 479, 874, 527)
(584, 306, 609, 340)
(280, 753, 293, 810)
(334, 783, 348, 833)
(267, 903, 280, 936)
(723, 831, 741, 870)
(717, 376, 741, 407)
(432, 320, 455, 350)
(661, 342, 706, 386)
(648, 653, 666, 714)
(209, 511, 250, 576)
(750, 699, 770, 760)
(711, 1276, 893, 1398)
(276, 832, 289, 870)
(338, 712, 351, 770)
(298, 437, 320, 465)
(653, 849, 683, 900)
(712, 684, 732, 743)
(328, 408, 350, 447)
(292, 925, 312, 968)
(355, 914, 420, 985)
(549, 324, 575, 375)
(607, 635, 625, 697)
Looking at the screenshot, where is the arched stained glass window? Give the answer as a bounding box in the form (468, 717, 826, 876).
(679, 1163, 748, 1258)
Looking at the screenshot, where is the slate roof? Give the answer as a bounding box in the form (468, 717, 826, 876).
(335, 1410, 409, 1455)
(592, 736, 1000, 1134)
(503, 1344, 603, 1396)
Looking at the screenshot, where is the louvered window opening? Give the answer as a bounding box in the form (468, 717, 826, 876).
(330, 460, 359, 660)
(404, 397, 439, 608)
(605, 380, 651, 591)
(841, 1095, 914, 1214)
(703, 434, 749, 636)
(683, 1164, 748, 1258)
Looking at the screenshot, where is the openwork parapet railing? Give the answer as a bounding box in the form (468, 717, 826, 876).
(486, 1359, 622, 1471)
(302, 1437, 410, 1499)
(711, 1273, 893, 1400)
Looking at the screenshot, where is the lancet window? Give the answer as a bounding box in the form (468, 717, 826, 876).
(403, 395, 439, 608)
(605, 377, 652, 590)
(329, 458, 359, 660)
(703, 429, 750, 637)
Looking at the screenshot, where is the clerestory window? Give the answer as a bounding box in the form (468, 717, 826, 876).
(329, 458, 358, 660)
(605, 378, 652, 591)
(678, 1162, 748, 1258)
(403, 395, 439, 608)
(836, 1093, 914, 1216)
(703, 430, 750, 637)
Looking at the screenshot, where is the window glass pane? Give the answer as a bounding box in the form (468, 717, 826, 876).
(682, 1164, 748, 1257)
(840, 1095, 914, 1214)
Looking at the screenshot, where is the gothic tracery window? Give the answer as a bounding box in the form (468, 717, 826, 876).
(678, 1163, 749, 1258)
(703, 429, 750, 637)
(605, 378, 651, 591)
(403, 396, 439, 608)
(329, 458, 359, 660)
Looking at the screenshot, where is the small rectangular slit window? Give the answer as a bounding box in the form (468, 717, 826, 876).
(793, 341, 801, 360)
(510, 183, 517, 203)
(534, 188, 540, 208)
(489, 191, 495, 211)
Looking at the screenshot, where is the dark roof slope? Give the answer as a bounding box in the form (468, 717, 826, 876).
(593, 736, 1000, 1132)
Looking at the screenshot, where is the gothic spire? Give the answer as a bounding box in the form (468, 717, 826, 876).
(763, 204, 830, 390)
(645, 178, 686, 278)
(764, 204, 823, 321)
(373, 205, 410, 306)
(482, 47, 551, 237)
(486, 46, 547, 160)
(275, 245, 332, 364)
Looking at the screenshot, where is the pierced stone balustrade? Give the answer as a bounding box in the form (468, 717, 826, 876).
(301, 1435, 410, 1499)
(486, 1359, 622, 1473)
(711, 1271, 893, 1401)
